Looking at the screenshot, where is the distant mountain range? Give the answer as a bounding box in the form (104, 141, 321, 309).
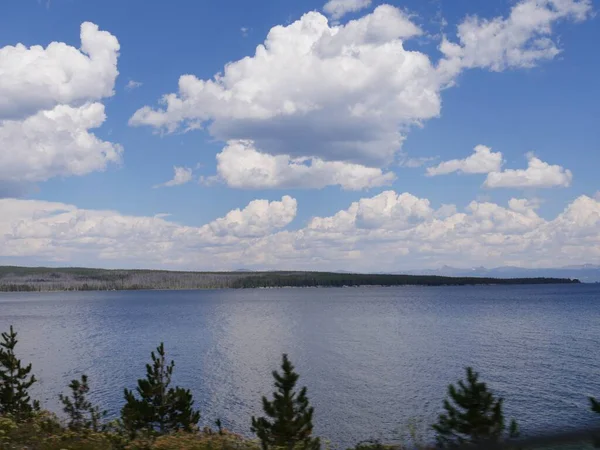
(393, 265, 600, 283)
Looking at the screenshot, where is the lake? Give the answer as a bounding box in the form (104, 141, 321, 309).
(0, 284, 599, 447)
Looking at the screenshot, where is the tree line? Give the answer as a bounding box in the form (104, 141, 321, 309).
(0, 266, 580, 292)
(1, 325, 598, 450)
(229, 273, 579, 288)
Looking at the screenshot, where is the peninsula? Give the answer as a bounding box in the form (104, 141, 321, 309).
(0, 266, 580, 292)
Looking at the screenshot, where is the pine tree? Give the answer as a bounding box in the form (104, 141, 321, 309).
(251, 354, 320, 450)
(121, 342, 200, 436)
(59, 374, 106, 432)
(432, 367, 518, 448)
(0, 325, 39, 420)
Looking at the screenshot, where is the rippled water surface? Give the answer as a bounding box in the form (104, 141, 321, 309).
(0, 284, 599, 446)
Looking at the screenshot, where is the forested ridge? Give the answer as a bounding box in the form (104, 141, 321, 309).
(0, 266, 579, 292)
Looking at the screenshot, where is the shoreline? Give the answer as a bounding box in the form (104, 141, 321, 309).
(0, 265, 581, 293)
(0, 281, 585, 294)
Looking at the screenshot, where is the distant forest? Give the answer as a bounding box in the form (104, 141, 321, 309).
(0, 266, 580, 292)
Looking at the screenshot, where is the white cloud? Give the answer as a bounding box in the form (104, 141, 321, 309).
(0, 22, 119, 120)
(129, 5, 435, 168)
(300, 192, 599, 270)
(3, 192, 600, 269)
(154, 166, 193, 188)
(211, 140, 395, 190)
(508, 197, 542, 214)
(204, 196, 297, 238)
(323, 0, 372, 20)
(129, 1, 588, 189)
(426, 145, 503, 176)
(0, 103, 122, 183)
(0, 196, 297, 264)
(125, 80, 143, 91)
(2, 193, 599, 270)
(352, 191, 434, 229)
(465, 198, 543, 233)
(0, 22, 122, 187)
(425, 147, 573, 190)
(484, 153, 572, 188)
(438, 0, 592, 79)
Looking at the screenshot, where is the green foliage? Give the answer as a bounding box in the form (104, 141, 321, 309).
(0, 410, 127, 449)
(121, 342, 200, 436)
(230, 273, 578, 289)
(126, 430, 260, 450)
(251, 354, 320, 450)
(432, 367, 518, 448)
(60, 374, 107, 432)
(0, 325, 39, 420)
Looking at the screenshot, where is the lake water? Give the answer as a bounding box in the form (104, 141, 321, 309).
(0, 284, 599, 447)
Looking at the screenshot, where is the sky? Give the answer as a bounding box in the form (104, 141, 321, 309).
(0, 0, 599, 271)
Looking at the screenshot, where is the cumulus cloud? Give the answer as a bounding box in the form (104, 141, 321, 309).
(204, 196, 297, 238)
(426, 145, 503, 176)
(129, 5, 436, 168)
(211, 140, 395, 190)
(438, 0, 592, 79)
(508, 197, 542, 214)
(129, 0, 588, 189)
(1, 193, 598, 270)
(0, 196, 297, 265)
(323, 0, 372, 20)
(154, 166, 193, 188)
(301, 192, 599, 269)
(353, 191, 434, 229)
(0, 22, 119, 120)
(484, 153, 573, 188)
(0, 103, 122, 183)
(0, 22, 122, 186)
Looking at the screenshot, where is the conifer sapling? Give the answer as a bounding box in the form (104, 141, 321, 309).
(59, 374, 106, 432)
(432, 367, 518, 448)
(251, 354, 320, 450)
(0, 325, 39, 420)
(121, 342, 200, 436)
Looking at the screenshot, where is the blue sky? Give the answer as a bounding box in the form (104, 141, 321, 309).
(0, 0, 598, 271)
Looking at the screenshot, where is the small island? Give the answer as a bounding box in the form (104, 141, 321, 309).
(0, 265, 580, 292)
